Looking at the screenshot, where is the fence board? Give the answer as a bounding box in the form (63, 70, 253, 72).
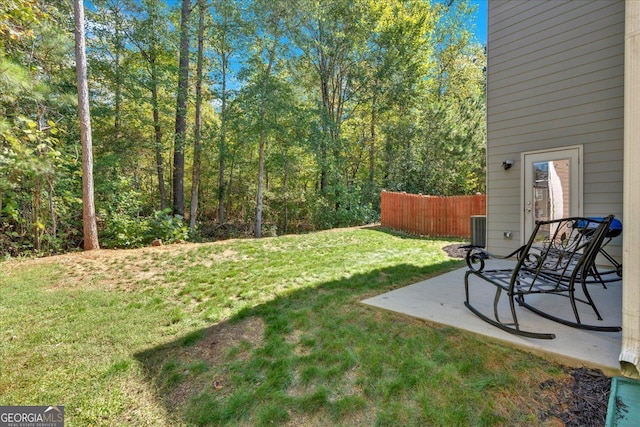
(380, 191, 486, 238)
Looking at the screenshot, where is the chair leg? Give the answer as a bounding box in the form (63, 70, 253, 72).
(589, 265, 608, 289)
(507, 290, 519, 331)
(580, 279, 603, 321)
(493, 286, 502, 323)
(569, 288, 582, 324)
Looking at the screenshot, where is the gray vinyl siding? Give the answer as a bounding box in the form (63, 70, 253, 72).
(486, 0, 624, 259)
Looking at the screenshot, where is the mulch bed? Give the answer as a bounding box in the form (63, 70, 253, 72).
(443, 244, 612, 425)
(542, 366, 611, 426)
(442, 243, 472, 259)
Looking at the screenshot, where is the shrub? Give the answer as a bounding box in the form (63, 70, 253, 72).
(310, 186, 379, 230)
(144, 209, 189, 243)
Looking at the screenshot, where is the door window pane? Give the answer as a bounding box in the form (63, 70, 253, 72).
(533, 159, 570, 237)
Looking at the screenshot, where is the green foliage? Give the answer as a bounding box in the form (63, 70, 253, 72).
(99, 180, 189, 248)
(0, 0, 46, 48)
(0, 114, 82, 256)
(101, 215, 148, 249)
(0, 0, 81, 257)
(311, 186, 380, 230)
(145, 209, 190, 243)
(3, 0, 486, 255)
(101, 209, 189, 249)
(99, 179, 148, 248)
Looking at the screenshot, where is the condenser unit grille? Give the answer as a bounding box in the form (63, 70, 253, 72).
(471, 215, 486, 247)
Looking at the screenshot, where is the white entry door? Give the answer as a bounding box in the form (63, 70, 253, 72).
(522, 146, 582, 242)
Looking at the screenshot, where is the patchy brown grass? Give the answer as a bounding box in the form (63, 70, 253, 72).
(160, 317, 266, 414)
(1, 228, 612, 426)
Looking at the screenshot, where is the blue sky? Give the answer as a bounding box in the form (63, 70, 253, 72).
(99, 0, 489, 46)
(470, 0, 488, 45)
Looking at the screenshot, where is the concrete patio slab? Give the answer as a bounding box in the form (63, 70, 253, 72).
(361, 263, 623, 374)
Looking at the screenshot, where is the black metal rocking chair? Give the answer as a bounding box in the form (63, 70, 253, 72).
(464, 215, 622, 339)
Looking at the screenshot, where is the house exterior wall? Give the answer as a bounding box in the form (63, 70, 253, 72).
(486, 0, 624, 256)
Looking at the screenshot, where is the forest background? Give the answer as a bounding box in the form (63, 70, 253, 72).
(0, 0, 486, 256)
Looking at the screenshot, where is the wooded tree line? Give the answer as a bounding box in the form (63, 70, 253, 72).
(1, 0, 485, 255)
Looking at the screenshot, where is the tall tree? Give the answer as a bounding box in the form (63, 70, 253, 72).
(111, 0, 124, 142)
(419, 0, 485, 195)
(210, 0, 245, 223)
(354, 0, 434, 201)
(251, 0, 286, 237)
(173, 0, 191, 216)
(89, 0, 130, 146)
(73, 0, 100, 250)
(190, 0, 207, 229)
(129, 0, 173, 210)
(296, 0, 370, 195)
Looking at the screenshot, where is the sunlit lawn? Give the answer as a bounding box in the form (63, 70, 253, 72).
(0, 227, 568, 426)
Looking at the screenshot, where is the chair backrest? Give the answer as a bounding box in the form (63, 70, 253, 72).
(511, 216, 614, 287)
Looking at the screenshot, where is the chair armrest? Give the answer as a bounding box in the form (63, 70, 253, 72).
(465, 245, 526, 272)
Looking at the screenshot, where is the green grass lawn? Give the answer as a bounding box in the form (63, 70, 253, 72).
(0, 227, 570, 426)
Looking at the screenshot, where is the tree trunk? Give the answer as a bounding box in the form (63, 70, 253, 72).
(317, 46, 347, 194)
(151, 59, 166, 210)
(173, 0, 191, 216)
(47, 177, 57, 240)
(384, 134, 392, 186)
(33, 181, 41, 251)
(114, 11, 122, 143)
(255, 119, 266, 237)
(281, 134, 290, 234)
(255, 19, 281, 238)
(225, 153, 234, 221)
(73, 0, 100, 250)
(369, 91, 377, 187)
(190, 0, 205, 230)
(132, 20, 166, 211)
(218, 53, 227, 224)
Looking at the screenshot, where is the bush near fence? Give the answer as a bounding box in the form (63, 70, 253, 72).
(380, 191, 486, 239)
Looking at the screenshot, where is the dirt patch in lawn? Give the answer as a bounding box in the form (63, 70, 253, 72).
(139, 316, 266, 416)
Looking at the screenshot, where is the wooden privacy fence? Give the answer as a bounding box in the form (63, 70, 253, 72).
(381, 191, 486, 238)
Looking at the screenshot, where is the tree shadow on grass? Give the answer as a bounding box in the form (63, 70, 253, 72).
(135, 260, 465, 426)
